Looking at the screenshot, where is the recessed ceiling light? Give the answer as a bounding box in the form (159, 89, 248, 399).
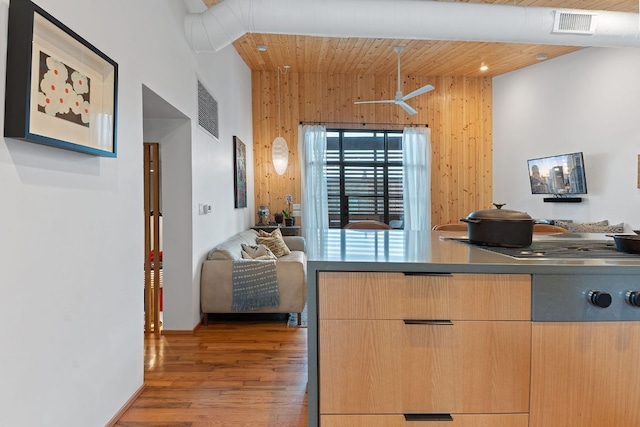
(480, 65, 489, 72)
(257, 44, 267, 52)
(536, 53, 548, 61)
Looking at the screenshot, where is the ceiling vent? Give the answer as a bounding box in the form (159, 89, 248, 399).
(552, 10, 598, 35)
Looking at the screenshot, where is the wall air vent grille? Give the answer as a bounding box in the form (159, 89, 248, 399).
(553, 11, 598, 34)
(197, 80, 219, 140)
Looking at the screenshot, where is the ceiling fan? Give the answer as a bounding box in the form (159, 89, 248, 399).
(354, 46, 434, 116)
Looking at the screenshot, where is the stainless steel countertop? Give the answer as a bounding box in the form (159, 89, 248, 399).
(305, 229, 640, 274)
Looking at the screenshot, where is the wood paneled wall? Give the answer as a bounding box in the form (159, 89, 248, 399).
(252, 71, 493, 227)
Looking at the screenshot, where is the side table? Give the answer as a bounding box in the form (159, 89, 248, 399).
(251, 225, 301, 236)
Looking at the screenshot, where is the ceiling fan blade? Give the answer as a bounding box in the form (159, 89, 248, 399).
(397, 101, 417, 115)
(354, 99, 395, 105)
(353, 46, 424, 116)
(402, 84, 435, 101)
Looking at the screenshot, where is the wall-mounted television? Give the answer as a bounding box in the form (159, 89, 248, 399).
(527, 152, 587, 195)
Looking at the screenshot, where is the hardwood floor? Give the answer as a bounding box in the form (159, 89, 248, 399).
(115, 314, 308, 426)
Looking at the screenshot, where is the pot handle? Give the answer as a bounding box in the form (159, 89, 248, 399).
(460, 218, 480, 224)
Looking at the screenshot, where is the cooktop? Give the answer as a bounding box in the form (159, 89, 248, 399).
(462, 239, 640, 260)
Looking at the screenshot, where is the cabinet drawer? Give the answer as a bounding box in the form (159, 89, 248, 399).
(319, 319, 531, 414)
(318, 272, 531, 320)
(321, 414, 529, 427)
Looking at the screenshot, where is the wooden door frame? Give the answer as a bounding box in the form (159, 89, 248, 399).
(143, 142, 161, 334)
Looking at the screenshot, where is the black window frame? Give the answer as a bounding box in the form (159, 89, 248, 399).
(326, 129, 403, 228)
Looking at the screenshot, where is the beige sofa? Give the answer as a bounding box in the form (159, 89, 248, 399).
(200, 229, 306, 325)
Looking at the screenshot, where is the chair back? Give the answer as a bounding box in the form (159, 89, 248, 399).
(344, 221, 392, 230)
(431, 223, 467, 231)
(533, 224, 570, 234)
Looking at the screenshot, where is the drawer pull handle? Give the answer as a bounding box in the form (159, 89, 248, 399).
(403, 272, 453, 277)
(404, 413, 453, 422)
(404, 319, 454, 325)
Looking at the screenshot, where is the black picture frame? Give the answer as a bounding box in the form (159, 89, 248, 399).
(233, 136, 247, 208)
(4, 0, 118, 157)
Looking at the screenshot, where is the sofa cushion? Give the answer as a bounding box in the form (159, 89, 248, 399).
(283, 236, 306, 252)
(259, 228, 284, 238)
(567, 222, 624, 233)
(555, 220, 624, 233)
(208, 230, 259, 260)
(256, 234, 291, 257)
(555, 219, 607, 229)
(241, 244, 277, 260)
(277, 250, 305, 264)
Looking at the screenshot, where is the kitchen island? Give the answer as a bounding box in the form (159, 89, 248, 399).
(306, 229, 640, 427)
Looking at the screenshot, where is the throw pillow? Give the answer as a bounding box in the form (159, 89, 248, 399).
(259, 228, 284, 239)
(256, 235, 291, 258)
(241, 244, 277, 260)
(555, 220, 608, 230)
(566, 222, 624, 233)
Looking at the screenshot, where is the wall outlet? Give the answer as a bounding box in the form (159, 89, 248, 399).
(293, 203, 301, 210)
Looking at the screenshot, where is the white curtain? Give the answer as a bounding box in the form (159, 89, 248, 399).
(402, 127, 431, 230)
(299, 124, 328, 241)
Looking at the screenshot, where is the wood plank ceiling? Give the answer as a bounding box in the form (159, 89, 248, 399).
(203, 0, 638, 76)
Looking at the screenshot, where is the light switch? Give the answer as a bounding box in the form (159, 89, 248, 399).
(198, 203, 212, 215)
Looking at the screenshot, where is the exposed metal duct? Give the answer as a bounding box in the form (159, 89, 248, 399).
(184, 0, 640, 52)
(552, 11, 598, 34)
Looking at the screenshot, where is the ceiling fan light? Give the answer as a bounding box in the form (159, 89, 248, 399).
(272, 136, 289, 175)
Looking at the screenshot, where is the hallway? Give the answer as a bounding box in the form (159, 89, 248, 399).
(116, 316, 308, 426)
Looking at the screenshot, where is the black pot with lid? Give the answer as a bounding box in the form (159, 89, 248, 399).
(609, 234, 640, 254)
(460, 204, 534, 248)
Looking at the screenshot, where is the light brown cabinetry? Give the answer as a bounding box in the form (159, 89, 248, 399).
(320, 320, 530, 413)
(318, 272, 531, 321)
(321, 414, 529, 427)
(530, 322, 640, 427)
(318, 272, 531, 424)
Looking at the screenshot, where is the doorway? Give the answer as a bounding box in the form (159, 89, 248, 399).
(143, 142, 162, 334)
(142, 84, 195, 331)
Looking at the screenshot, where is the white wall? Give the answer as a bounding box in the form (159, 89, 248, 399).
(191, 49, 254, 326)
(0, 0, 253, 425)
(144, 117, 195, 331)
(493, 47, 640, 230)
(139, 2, 253, 331)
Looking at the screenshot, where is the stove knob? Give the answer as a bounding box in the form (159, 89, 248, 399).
(588, 290, 612, 308)
(626, 291, 640, 308)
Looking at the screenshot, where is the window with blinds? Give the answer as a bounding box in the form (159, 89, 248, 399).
(327, 130, 403, 228)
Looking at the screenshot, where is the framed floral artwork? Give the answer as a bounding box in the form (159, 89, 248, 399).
(4, 0, 118, 157)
